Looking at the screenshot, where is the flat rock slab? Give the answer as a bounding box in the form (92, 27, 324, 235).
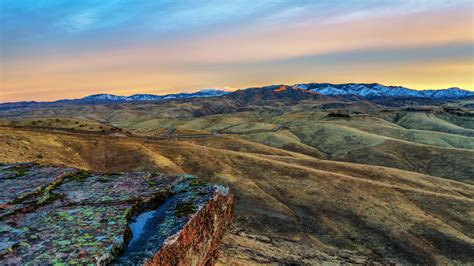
(0, 163, 233, 265)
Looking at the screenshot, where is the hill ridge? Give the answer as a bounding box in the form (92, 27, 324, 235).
(2, 82, 473, 105)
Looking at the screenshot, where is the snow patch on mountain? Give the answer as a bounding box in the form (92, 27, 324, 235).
(82, 89, 229, 102)
(294, 83, 473, 99)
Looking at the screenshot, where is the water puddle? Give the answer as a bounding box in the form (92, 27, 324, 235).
(112, 193, 189, 264)
(127, 198, 176, 250)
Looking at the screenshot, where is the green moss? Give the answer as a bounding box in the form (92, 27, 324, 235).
(8, 165, 29, 177)
(19, 242, 31, 249)
(1, 163, 218, 264)
(53, 260, 65, 266)
(70, 170, 92, 181)
(0, 243, 15, 258)
(37, 190, 59, 205)
(11, 186, 43, 204)
(37, 177, 65, 205)
(197, 190, 209, 196)
(175, 202, 196, 217)
(14, 168, 28, 177)
(189, 179, 205, 187)
(97, 176, 109, 183)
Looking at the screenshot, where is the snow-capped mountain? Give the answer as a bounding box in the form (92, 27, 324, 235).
(81, 93, 159, 102)
(294, 83, 473, 99)
(82, 94, 129, 101)
(81, 89, 229, 102)
(1, 83, 472, 108)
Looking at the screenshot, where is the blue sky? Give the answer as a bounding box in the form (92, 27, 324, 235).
(1, 0, 473, 101)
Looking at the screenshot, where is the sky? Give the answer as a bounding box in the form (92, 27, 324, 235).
(0, 0, 473, 102)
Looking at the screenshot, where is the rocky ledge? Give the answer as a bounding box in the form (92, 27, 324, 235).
(0, 163, 233, 265)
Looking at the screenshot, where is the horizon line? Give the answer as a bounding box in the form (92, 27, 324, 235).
(1, 81, 470, 104)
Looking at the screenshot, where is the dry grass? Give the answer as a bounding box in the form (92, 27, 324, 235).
(0, 117, 119, 133)
(1, 98, 473, 263)
(0, 126, 473, 264)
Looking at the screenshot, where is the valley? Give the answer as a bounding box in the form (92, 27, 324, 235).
(1, 85, 473, 264)
(3, 0, 473, 263)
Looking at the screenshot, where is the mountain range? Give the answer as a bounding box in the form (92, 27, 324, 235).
(1, 83, 473, 106)
(80, 89, 228, 102)
(295, 83, 473, 98)
(78, 83, 474, 103)
(1, 80, 473, 264)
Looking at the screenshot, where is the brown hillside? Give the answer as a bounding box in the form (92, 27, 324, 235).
(0, 126, 472, 264)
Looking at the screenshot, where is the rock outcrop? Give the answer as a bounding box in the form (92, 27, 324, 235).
(0, 163, 233, 265)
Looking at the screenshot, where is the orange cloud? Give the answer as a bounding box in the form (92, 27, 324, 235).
(1, 6, 472, 102)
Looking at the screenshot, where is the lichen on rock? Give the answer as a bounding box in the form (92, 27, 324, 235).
(0, 163, 233, 265)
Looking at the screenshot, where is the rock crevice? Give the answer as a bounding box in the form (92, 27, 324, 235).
(0, 163, 233, 265)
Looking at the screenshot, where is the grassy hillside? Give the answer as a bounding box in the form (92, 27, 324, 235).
(0, 126, 473, 264)
(0, 117, 121, 133)
(1, 94, 473, 264)
(316, 115, 474, 149)
(2, 102, 471, 181)
(117, 108, 473, 183)
(395, 112, 474, 137)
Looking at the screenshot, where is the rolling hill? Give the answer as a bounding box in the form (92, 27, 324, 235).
(0, 83, 473, 264)
(0, 125, 473, 264)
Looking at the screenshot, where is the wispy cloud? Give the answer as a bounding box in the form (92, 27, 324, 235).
(2, 0, 470, 36)
(1, 0, 473, 101)
(325, 0, 471, 24)
(53, 0, 133, 32)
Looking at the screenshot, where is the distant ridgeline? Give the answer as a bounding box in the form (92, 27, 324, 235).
(1, 83, 472, 106)
(0, 163, 233, 265)
(294, 83, 473, 99)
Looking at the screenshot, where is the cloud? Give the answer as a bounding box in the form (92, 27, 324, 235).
(53, 1, 132, 32)
(1, 0, 473, 102)
(3, 0, 470, 37)
(324, 0, 471, 24)
(56, 11, 98, 32)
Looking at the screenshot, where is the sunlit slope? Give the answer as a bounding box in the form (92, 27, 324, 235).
(3, 104, 471, 182)
(315, 115, 474, 149)
(0, 127, 473, 264)
(395, 112, 474, 137)
(0, 117, 120, 132)
(239, 131, 326, 158)
(141, 110, 474, 182)
(278, 112, 474, 182)
(436, 112, 474, 129)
